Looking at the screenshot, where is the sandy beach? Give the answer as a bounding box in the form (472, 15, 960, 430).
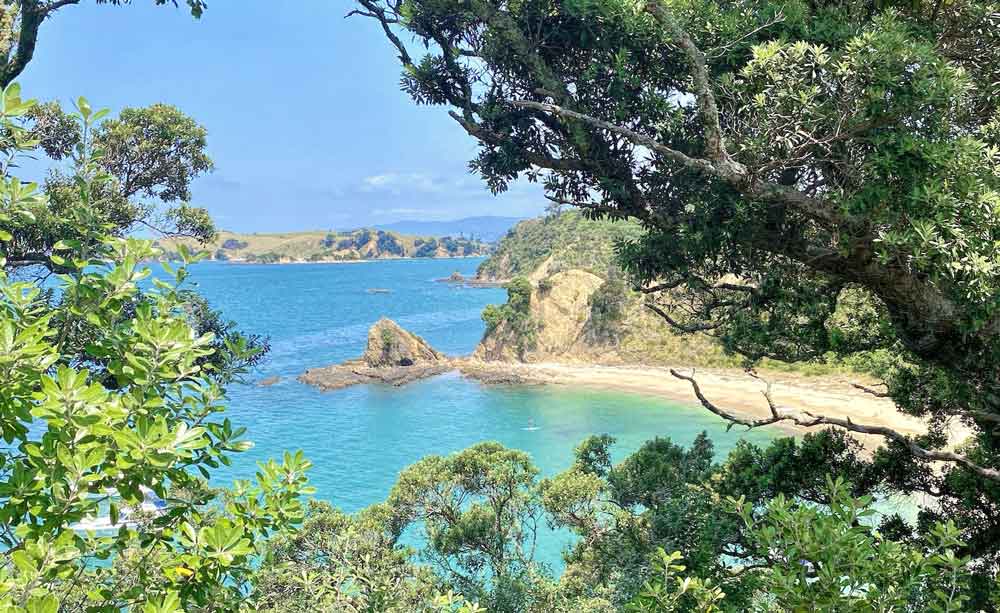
(456, 359, 968, 452)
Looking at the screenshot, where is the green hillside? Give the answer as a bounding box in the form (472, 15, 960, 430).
(474, 213, 878, 375)
(475, 211, 643, 280)
(156, 228, 491, 263)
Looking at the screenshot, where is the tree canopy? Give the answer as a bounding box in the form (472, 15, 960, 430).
(4, 100, 216, 275)
(354, 0, 1000, 585)
(254, 432, 983, 612)
(0, 0, 206, 87)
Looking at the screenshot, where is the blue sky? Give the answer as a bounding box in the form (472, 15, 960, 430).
(18, 1, 544, 232)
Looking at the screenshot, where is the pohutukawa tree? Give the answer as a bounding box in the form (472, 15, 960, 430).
(5, 101, 217, 275)
(352, 0, 1000, 565)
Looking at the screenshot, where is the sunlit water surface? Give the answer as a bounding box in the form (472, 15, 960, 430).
(184, 258, 779, 567)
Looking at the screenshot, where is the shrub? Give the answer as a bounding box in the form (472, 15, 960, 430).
(480, 276, 537, 358)
(221, 238, 248, 250)
(587, 269, 629, 342)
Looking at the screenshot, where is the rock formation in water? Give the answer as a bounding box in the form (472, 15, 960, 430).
(298, 318, 452, 391)
(435, 271, 466, 283)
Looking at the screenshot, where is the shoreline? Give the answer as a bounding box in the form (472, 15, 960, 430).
(453, 359, 967, 452)
(217, 254, 490, 266)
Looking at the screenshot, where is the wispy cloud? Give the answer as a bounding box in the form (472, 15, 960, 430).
(360, 172, 444, 195)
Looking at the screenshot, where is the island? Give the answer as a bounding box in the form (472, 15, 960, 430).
(155, 228, 492, 263)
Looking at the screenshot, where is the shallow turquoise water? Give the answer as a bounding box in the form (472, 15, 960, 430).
(185, 258, 778, 565)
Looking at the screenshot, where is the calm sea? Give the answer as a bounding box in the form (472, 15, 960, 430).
(185, 257, 777, 566)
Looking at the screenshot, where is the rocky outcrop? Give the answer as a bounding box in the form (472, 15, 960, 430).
(298, 319, 451, 391)
(474, 269, 607, 363)
(457, 360, 535, 385)
(362, 318, 444, 367)
(472, 267, 731, 367)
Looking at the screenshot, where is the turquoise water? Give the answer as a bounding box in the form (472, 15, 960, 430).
(186, 258, 778, 564)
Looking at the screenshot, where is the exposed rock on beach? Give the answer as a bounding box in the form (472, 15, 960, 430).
(298, 318, 452, 391)
(456, 360, 534, 385)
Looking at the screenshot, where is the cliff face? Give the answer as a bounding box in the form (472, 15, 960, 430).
(473, 215, 734, 367)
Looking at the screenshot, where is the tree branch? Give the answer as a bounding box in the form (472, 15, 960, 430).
(45, 0, 81, 9)
(353, 0, 412, 66)
(851, 382, 889, 398)
(448, 110, 589, 172)
(645, 303, 721, 333)
(669, 368, 1000, 483)
(511, 99, 719, 174)
(644, 0, 727, 162)
(0, 1, 83, 87)
(509, 99, 847, 229)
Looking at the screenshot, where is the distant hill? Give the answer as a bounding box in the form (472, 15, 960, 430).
(373, 216, 523, 243)
(155, 229, 491, 264)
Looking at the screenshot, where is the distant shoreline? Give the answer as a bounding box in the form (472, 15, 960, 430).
(208, 255, 489, 266)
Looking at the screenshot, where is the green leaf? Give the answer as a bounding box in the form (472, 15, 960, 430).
(26, 595, 59, 613)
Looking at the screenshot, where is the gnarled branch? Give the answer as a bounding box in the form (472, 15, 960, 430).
(645, 303, 721, 333)
(669, 368, 1000, 483)
(851, 382, 889, 398)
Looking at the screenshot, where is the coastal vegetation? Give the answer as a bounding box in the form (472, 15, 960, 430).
(1, 0, 999, 611)
(476, 211, 642, 281)
(473, 212, 894, 372)
(352, 0, 1000, 608)
(252, 430, 975, 612)
(157, 228, 492, 264)
(0, 87, 310, 611)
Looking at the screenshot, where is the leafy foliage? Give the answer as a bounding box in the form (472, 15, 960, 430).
(731, 477, 974, 612)
(0, 87, 311, 612)
(477, 212, 642, 281)
(255, 501, 473, 612)
(481, 276, 537, 358)
(355, 0, 1000, 596)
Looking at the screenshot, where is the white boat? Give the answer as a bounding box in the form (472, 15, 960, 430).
(69, 487, 167, 533)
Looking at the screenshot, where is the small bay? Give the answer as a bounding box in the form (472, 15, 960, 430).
(187, 257, 778, 565)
